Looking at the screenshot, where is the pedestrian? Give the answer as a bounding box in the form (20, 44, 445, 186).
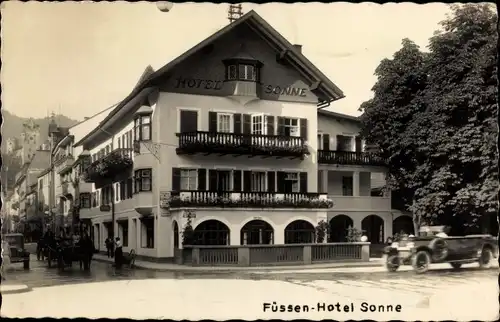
(114, 237, 123, 269)
(105, 237, 111, 258)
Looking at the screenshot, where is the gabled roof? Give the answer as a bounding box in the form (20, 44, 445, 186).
(76, 10, 345, 147)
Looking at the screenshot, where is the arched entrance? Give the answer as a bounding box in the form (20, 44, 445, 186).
(329, 215, 353, 242)
(362, 215, 384, 244)
(172, 221, 179, 248)
(284, 220, 315, 244)
(241, 220, 274, 245)
(393, 216, 414, 236)
(193, 220, 230, 245)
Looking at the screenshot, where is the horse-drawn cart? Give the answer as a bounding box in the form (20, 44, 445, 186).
(43, 238, 94, 271)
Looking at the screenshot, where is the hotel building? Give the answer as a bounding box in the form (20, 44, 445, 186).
(71, 11, 412, 260)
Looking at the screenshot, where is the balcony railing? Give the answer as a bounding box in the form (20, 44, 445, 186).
(317, 150, 386, 166)
(83, 148, 133, 187)
(169, 191, 333, 209)
(178, 243, 370, 266)
(176, 132, 308, 158)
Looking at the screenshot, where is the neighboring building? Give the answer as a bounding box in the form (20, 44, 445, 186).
(46, 107, 114, 233)
(316, 110, 413, 243)
(71, 10, 402, 261)
(20, 118, 42, 165)
(12, 149, 50, 226)
(5, 138, 18, 154)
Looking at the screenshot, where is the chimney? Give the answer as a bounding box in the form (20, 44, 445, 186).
(293, 44, 302, 53)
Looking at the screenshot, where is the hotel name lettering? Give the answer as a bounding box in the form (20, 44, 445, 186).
(174, 77, 308, 97)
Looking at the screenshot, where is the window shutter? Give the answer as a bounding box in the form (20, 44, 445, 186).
(208, 112, 217, 133)
(234, 114, 242, 134)
(266, 115, 275, 135)
(355, 136, 362, 152)
(197, 169, 207, 191)
(336, 135, 343, 150)
(277, 171, 286, 193)
(172, 168, 181, 191)
(277, 117, 285, 135)
(233, 170, 242, 192)
(267, 171, 276, 193)
(243, 171, 252, 192)
(299, 172, 308, 193)
(120, 181, 126, 200)
(127, 178, 133, 197)
(243, 114, 251, 134)
(180, 110, 198, 133)
(300, 118, 308, 140)
(322, 134, 330, 151)
(208, 170, 217, 191)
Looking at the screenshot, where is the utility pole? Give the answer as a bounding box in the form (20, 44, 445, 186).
(228, 4, 243, 24)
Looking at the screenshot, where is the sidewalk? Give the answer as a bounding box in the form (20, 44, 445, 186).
(92, 254, 382, 272)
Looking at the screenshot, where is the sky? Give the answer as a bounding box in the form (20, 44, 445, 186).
(1, 2, 453, 121)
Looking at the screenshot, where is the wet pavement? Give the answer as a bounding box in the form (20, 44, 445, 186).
(5, 255, 497, 296)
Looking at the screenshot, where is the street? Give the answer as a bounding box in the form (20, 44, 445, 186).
(1, 256, 498, 320)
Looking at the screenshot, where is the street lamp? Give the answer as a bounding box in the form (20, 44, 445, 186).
(156, 1, 174, 12)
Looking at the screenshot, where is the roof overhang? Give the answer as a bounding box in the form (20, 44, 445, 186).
(74, 87, 153, 149)
(317, 109, 360, 123)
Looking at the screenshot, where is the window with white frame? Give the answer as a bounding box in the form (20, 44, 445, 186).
(180, 169, 197, 191)
(283, 118, 299, 137)
(251, 114, 267, 135)
(251, 172, 267, 192)
(238, 64, 256, 81)
(217, 113, 232, 133)
(134, 169, 152, 192)
(285, 172, 299, 193)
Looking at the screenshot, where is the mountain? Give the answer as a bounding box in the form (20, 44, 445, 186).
(1, 110, 80, 151)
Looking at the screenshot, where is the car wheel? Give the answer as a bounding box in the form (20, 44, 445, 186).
(450, 262, 462, 270)
(479, 248, 493, 269)
(412, 250, 431, 274)
(383, 254, 400, 272)
(429, 238, 448, 261)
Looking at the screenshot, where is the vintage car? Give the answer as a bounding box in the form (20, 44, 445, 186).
(3, 233, 31, 269)
(382, 226, 498, 274)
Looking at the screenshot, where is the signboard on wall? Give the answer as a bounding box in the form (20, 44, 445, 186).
(160, 191, 171, 209)
(173, 77, 308, 97)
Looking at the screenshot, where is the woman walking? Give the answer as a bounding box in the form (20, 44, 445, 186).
(114, 237, 123, 269)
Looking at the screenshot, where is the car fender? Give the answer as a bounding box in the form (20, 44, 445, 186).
(382, 246, 398, 256)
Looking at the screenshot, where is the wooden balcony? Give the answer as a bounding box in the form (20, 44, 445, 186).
(168, 191, 333, 209)
(317, 150, 386, 166)
(82, 148, 133, 188)
(176, 132, 308, 159)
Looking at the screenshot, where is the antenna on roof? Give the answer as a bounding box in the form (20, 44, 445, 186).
(228, 4, 243, 24)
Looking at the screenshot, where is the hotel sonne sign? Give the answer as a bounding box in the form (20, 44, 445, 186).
(174, 77, 308, 97)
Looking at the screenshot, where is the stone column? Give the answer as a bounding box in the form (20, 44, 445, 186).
(353, 171, 360, 197)
(322, 170, 329, 194)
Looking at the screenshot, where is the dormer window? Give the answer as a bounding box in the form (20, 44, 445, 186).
(226, 62, 259, 82)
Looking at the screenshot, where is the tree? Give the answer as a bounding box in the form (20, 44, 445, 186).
(359, 38, 429, 233)
(182, 216, 195, 246)
(359, 4, 497, 234)
(2, 152, 23, 191)
(411, 4, 497, 233)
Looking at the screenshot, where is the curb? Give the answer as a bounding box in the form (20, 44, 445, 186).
(0, 284, 32, 295)
(92, 257, 382, 272)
